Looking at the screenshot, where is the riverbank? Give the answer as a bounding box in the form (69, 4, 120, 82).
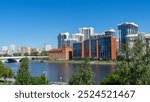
(48, 60, 116, 65)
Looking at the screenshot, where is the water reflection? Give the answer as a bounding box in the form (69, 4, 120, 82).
(4, 61, 115, 85)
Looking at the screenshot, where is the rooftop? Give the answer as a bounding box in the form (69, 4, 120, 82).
(118, 22, 138, 27)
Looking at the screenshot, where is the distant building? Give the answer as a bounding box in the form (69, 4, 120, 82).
(57, 32, 69, 48)
(44, 44, 52, 51)
(72, 33, 84, 42)
(21, 46, 32, 56)
(49, 46, 73, 60)
(2, 46, 8, 55)
(79, 27, 94, 40)
(64, 38, 78, 47)
(126, 33, 150, 50)
(118, 22, 138, 48)
(73, 29, 117, 61)
(8, 44, 17, 55)
(145, 34, 150, 49)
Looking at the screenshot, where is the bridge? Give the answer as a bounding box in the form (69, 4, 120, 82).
(0, 56, 49, 63)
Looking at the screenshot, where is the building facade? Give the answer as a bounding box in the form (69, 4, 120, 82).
(21, 46, 32, 56)
(73, 42, 84, 59)
(64, 38, 78, 47)
(118, 22, 138, 48)
(126, 33, 150, 50)
(49, 46, 73, 60)
(57, 32, 69, 48)
(79, 27, 94, 40)
(72, 33, 84, 42)
(44, 44, 52, 51)
(73, 29, 116, 61)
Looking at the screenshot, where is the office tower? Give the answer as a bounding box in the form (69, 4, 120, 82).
(79, 27, 94, 40)
(118, 22, 138, 48)
(64, 38, 78, 47)
(57, 32, 69, 48)
(44, 44, 52, 51)
(72, 33, 84, 42)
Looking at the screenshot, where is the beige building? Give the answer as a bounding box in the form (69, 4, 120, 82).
(21, 46, 32, 56)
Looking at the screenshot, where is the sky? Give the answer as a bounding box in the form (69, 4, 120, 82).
(0, 0, 150, 48)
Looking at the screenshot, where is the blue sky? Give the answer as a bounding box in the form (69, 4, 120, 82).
(0, 0, 150, 48)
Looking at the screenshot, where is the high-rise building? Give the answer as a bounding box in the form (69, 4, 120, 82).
(79, 27, 94, 40)
(21, 46, 32, 56)
(57, 32, 69, 48)
(118, 22, 138, 48)
(64, 38, 78, 47)
(72, 33, 84, 42)
(8, 44, 17, 55)
(2, 46, 8, 55)
(126, 33, 150, 50)
(44, 44, 52, 51)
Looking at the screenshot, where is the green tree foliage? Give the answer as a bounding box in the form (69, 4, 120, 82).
(32, 74, 48, 85)
(101, 72, 121, 85)
(15, 58, 49, 85)
(15, 58, 32, 85)
(24, 52, 29, 56)
(13, 53, 21, 56)
(31, 51, 39, 56)
(69, 58, 95, 85)
(101, 38, 150, 85)
(40, 51, 48, 56)
(0, 61, 13, 78)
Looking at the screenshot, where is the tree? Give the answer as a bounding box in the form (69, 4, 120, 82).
(0, 61, 13, 79)
(24, 52, 29, 56)
(15, 58, 32, 85)
(13, 53, 21, 56)
(31, 51, 39, 56)
(32, 74, 48, 85)
(101, 72, 121, 85)
(101, 38, 150, 85)
(15, 58, 49, 85)
(69, 58, 95, 85)
(40, 51, 48, 56)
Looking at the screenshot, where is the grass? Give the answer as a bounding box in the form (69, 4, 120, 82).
(48, 60, 116, 65)
(0, 82, 14, 85)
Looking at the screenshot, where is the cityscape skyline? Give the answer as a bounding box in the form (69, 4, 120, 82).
(0, 0, 150, 48)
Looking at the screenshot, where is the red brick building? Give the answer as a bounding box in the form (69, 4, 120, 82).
(49, 46, 73, 60)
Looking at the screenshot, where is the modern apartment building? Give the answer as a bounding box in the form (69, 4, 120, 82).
(73, 29, 117, 61)
(57, 32, 69, 48)
(126, 33, 150, 50)
(118, 22, 138, 48)
(79, 27, 94, 40)
(48, 46, 73, 60)
(21, 46, 32, 56)
(44, 44, 52, 51)
(64, 38, 78, 47)
(72, 33, 84, 42)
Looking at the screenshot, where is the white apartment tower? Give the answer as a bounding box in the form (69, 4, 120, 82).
(79, 27, 94, 40)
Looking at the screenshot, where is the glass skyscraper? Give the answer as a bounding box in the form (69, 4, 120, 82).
(118, 22, 138, 48)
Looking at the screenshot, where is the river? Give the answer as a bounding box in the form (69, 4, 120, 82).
(4, 61, 115, 85)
